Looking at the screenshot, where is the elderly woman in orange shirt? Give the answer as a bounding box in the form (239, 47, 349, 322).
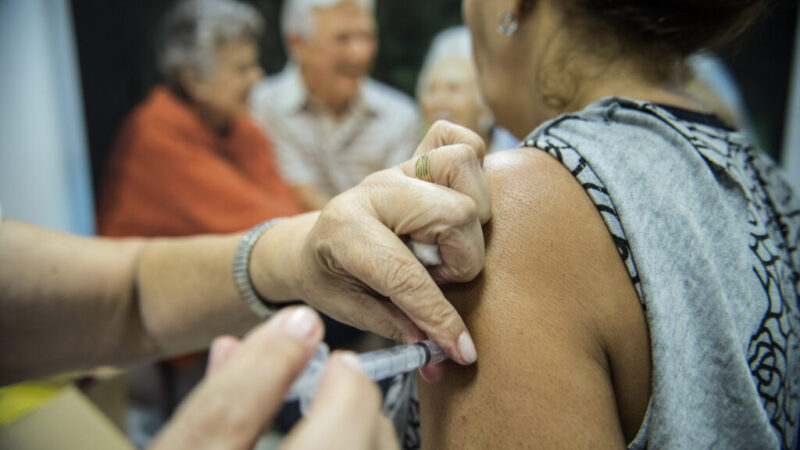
(98, 0, 303, 237)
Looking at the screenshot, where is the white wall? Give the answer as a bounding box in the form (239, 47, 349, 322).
(0, 0, 94, 234)
(783, 6, 800, 191)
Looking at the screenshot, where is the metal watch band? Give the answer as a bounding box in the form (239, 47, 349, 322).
(233, 217, 288, 319)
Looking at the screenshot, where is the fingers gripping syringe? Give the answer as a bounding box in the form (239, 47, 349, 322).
(286, 340, 448, 414)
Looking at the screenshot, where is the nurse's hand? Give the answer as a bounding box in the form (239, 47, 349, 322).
(251, 122, 490, 370)
(151, 307, 398, 450)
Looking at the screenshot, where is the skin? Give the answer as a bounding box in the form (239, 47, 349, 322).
(288, 1, 377, 117)
(420, 57, 492, 146)
(0, 122, 488, 385)
(285, 0, 378, 210)
(418, 0, 713, 447)
(0, 122, 487, 446)
(152, 306, 398, 449)
(180, 37, 264, 133)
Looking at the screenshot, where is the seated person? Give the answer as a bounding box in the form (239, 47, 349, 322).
(98, 0, 304, 237)
(250, 0, 419, 210)
(416, 26, 517, 153)
(389, 0, 799, 448)
(95, 0, 305, 440)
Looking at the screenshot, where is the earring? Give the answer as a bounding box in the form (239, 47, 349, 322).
(498, 11, 519, 36)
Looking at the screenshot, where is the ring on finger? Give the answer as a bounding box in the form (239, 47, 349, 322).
(415, 151, 433, 182)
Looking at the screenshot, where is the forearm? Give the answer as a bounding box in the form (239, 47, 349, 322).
(0, 221, 148, 383)
(0, 219, 306, 384)
(125, 214, 323, 364)
(132, 234, 261, 360)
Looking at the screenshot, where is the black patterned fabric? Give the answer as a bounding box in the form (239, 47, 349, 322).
(386, 97, 799, 449)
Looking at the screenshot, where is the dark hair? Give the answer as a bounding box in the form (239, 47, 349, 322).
(569, 0, 768, 56)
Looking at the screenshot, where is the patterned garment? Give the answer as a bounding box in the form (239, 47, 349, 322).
(387, 97, 799, 449)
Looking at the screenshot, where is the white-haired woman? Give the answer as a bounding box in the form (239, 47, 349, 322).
(98, 0, 304, 238)
(416, 26, 517, 153)
(94, 0, 307, 442)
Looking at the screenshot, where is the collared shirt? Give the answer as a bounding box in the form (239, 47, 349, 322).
(250, 65, 420, 197)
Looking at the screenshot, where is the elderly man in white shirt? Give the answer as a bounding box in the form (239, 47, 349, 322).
(251, 0, 419, 211)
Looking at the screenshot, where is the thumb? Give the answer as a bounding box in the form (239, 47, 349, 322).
(152, 307, 324, 450)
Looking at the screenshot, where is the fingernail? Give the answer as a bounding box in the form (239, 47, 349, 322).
(282, 307, 318, 342)
(337, 352, 364, 373)
(458, 331, 478, 364)
(206, 336, 239, 374)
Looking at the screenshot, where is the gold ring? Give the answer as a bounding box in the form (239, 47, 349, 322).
(415, 152, 433, 182)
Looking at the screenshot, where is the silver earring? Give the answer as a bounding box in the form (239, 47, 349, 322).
(498, 11, 519, 36)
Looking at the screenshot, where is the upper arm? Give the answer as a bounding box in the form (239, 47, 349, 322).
(418, 149, 650, 447)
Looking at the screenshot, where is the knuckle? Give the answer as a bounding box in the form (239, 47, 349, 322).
(424, 300, 458, 330)
(451, 229, 485, 281)
(314, 204, 350, 244)
(450, 142, 478, 162)
(362, 168, 398, 188)
(444, 257, 482, 283)
(383, 257, 428, 297)
(430, 119, 451, 136)
(446, 195, 479, 226)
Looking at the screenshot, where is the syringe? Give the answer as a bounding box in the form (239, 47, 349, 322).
(286, 340, 448, 414)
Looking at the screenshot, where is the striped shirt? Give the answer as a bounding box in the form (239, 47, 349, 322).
(250, 65, 420, 197)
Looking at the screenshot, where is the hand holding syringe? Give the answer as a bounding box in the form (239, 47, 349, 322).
(286, 242, 450, 413)
(287, 340, 448, 414)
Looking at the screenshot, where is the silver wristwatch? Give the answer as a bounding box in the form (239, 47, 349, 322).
(232, 217, 288, 319)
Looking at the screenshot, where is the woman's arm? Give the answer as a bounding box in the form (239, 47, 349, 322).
(0, 121, 491, 385)
(418, 149, 651, 447)
(0, 221, 260, 383)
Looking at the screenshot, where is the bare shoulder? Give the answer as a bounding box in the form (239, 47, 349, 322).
(419, 148, 650, 447)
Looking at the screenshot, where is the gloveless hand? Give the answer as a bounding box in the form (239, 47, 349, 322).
(151, 307, 397, 450)
(259, 121, 491, 371)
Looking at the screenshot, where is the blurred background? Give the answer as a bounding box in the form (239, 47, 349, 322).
(0, 0, 798, 235)
(71, 0, 799, 200)
(0, 0, 799, 447)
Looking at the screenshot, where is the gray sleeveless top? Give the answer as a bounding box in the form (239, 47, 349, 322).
(389, 97, 799, 449)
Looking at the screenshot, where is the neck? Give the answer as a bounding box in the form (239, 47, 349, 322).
(570, 78, 708, 116)
(307, 93, 351, 119)
(507, 60, 707, 138)
(169, 86, 232, 136)
(194, 105, 232, 136)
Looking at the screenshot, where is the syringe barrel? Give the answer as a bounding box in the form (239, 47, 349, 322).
(359, 341, 447, 381)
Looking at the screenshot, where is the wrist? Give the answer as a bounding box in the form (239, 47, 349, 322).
(249, 212, 318, 304)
